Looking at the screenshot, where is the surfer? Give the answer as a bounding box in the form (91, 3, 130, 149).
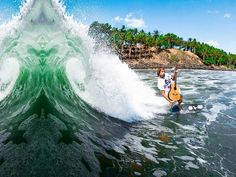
(157, 67, 182, 109)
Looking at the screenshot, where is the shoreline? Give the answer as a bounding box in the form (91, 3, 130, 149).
(123, 62, 235, 72)
(133, 67, 236, 72)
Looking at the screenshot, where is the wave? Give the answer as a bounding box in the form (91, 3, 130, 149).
(0, 0, 168, 122)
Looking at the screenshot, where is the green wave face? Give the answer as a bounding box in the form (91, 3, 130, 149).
(0, 0, 90, 117)
(0, 1, 124, 176)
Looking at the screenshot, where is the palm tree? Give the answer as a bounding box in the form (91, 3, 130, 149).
(187, 38, 192, 51)
(136, 30, 146, 45)
(153, 30, 160, 38)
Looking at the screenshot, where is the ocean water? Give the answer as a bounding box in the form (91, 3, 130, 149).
(0, 0, 235, 177)
(135, 69, 236, 177)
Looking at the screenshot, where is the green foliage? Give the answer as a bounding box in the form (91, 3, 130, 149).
(204, 57, 216, 65)
(169, 55, 179, 63)
(88, 21, 235, 69)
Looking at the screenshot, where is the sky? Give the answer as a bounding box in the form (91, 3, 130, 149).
(0, 0, 235, 54)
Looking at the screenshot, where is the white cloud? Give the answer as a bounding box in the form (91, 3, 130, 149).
(224, 13, 231, 18)
(112, 13, 146, 28)
(113, 16, 123, 22)
(207, 10, 219, 14)
(205, 40, 219, 47)
(124, 13, 146, 28)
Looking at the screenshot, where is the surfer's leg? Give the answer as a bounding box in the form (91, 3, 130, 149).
(178, 95, 183, 109)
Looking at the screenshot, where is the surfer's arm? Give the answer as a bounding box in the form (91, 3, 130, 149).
(160, 90, 173, 103)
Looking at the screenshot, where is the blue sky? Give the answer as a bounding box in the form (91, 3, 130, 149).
(0, 0, 235, 54)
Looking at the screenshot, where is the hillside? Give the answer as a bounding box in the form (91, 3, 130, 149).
(119, 45, 231, 70)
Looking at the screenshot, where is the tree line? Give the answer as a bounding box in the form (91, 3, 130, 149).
(88, 21, 236, 69)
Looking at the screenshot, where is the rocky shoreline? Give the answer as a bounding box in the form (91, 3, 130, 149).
(127, 63, 233, 71)
(118, 45, 234, 71)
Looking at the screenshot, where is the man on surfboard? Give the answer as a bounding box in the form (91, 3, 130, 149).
(157, 67, 182, 109)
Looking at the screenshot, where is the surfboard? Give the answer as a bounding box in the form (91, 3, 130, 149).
(169, 103, 203, 113)
(187, 104, 204, 111)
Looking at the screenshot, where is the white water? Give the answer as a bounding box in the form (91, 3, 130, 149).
(0, 58, 20, 101)
(0, 0, 34, 102)
(66, 53, 168, 121)
(54, 2, 169, 121)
